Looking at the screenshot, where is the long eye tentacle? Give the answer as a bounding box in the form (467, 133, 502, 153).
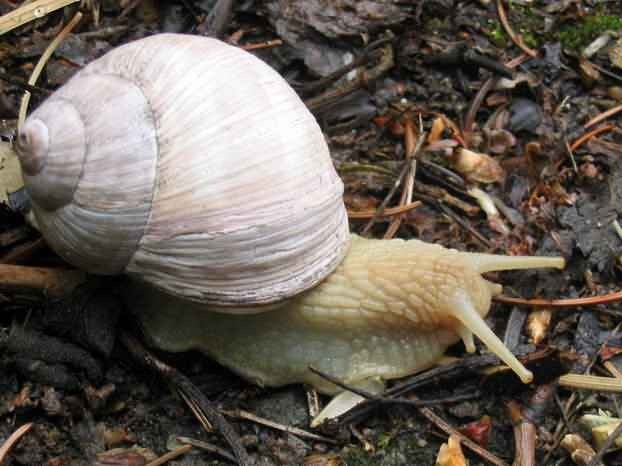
(463, 253, 565, 274)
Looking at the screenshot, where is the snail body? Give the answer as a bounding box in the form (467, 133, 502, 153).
(125, 234, 562, 395)
(15, 34, 565, 405)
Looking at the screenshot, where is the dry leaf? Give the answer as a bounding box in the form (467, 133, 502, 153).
(428, 117, 446, 143)
(560, 433, 601, 466)
(453, 148, 505, 183)
(303, 453, 342, 466)
(436, 434, 468, 466)
(527, 309, 552, 344)
(0, 142, 25, 205)
(459, 416, 491, 447)
(609, 37, 622, 69)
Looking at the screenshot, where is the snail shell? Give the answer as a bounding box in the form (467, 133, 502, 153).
(15, 34, 350, 306)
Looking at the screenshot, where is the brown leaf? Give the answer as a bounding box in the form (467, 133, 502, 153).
(453, 148, 505, 183)
(459, 416, 491, 447)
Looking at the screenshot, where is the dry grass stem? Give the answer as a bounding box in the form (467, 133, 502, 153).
(559, 374, 622, 392)
(18, 11, 83, 130)
(0, 0, 79, 35)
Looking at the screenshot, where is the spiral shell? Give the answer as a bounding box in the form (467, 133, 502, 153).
(15, 34, 350, 306)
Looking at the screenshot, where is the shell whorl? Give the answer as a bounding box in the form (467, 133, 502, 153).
(16, 34, 350, 306)
(17, 70, 159, 274)
(17, 99, 85, 210)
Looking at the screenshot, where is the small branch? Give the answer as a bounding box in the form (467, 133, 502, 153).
(177, 436, 238, 464)
(361, 133, 426, 236)
(295, 36, 395, 95)
(584, 104, 622, 129)
(0, 423, 33, 464)
(0, 0, 80, 35)
(0, 264, 85, 297)
(239, 39, 282, 51)
(559, 374, 622, 393)
(494, 291, 622, 308)
(463, 76, 497, 144)
(384, 117, 418, 239)
(570, 125, 614, 151)
(305, 42, 394, 112)
(496, 0, 538, 58)
(308, 366, 480, 409)
(347, 201, 422, 219)
(119, 332, 250, 466)
(0, 72, 51, 96)
(145, 444, 192, 466)
(222, 408, 338, 445)
(437, 202, 491, 248)
(419, 404, 510, 466)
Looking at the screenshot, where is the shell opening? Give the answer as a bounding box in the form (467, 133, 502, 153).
(16, 119, 49, 176)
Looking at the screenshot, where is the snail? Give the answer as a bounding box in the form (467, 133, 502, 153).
(14, 33, 564, 422)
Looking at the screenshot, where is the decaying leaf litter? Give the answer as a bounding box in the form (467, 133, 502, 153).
(0, 0, 622, 465)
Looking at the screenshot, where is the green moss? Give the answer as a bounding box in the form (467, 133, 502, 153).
(521, 30, 540, 49)
(488, 22, 509, 47)
(343, 448, 375, 466)
(558, 14, 622, 50)
(341, 431, 438, 466)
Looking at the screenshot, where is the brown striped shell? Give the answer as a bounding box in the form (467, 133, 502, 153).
(15, 33, 350, 307)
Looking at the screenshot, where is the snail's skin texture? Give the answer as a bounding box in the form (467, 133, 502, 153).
(124, 235, 564, 395)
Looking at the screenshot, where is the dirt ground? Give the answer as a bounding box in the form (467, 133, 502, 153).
(1, 1, 622, 465)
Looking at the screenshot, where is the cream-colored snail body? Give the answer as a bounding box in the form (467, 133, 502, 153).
(15, 34, 564, 413)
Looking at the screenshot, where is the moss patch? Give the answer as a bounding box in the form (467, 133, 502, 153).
(558, 14, 622, 50)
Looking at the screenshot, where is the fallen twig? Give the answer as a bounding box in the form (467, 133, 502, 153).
(0, 423, 33, 464)
(0, 238, 46, 265)
(570, 125, 614, 151)
(361, 132, 426, 235)
(177, 436, 238, 464)
(223, 408, 338, 445)
(384, 116, 419, 238)
(437, 202, 491, 248)
(419, 404, 510, 466)
(559, 374, 622, 393)
(496, 0, 538, 58)
(240, 39, 283, 51)
(494, 291, 622, 308)
(507, 384, 556, 466)
(0, 72, 51, 96)
(145, 444, 192, 466)
(347, 201, 422, 219)
(584, 104, 622, 129)
(308, 366, 503, 464)
(0, 0, 80, 35)
(463, 76, 498, 145)
(305, 41, 394, 112)
(18, 11, 83, 130)
(0, 264, 85, 297)
(119, 332, 250, 466)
